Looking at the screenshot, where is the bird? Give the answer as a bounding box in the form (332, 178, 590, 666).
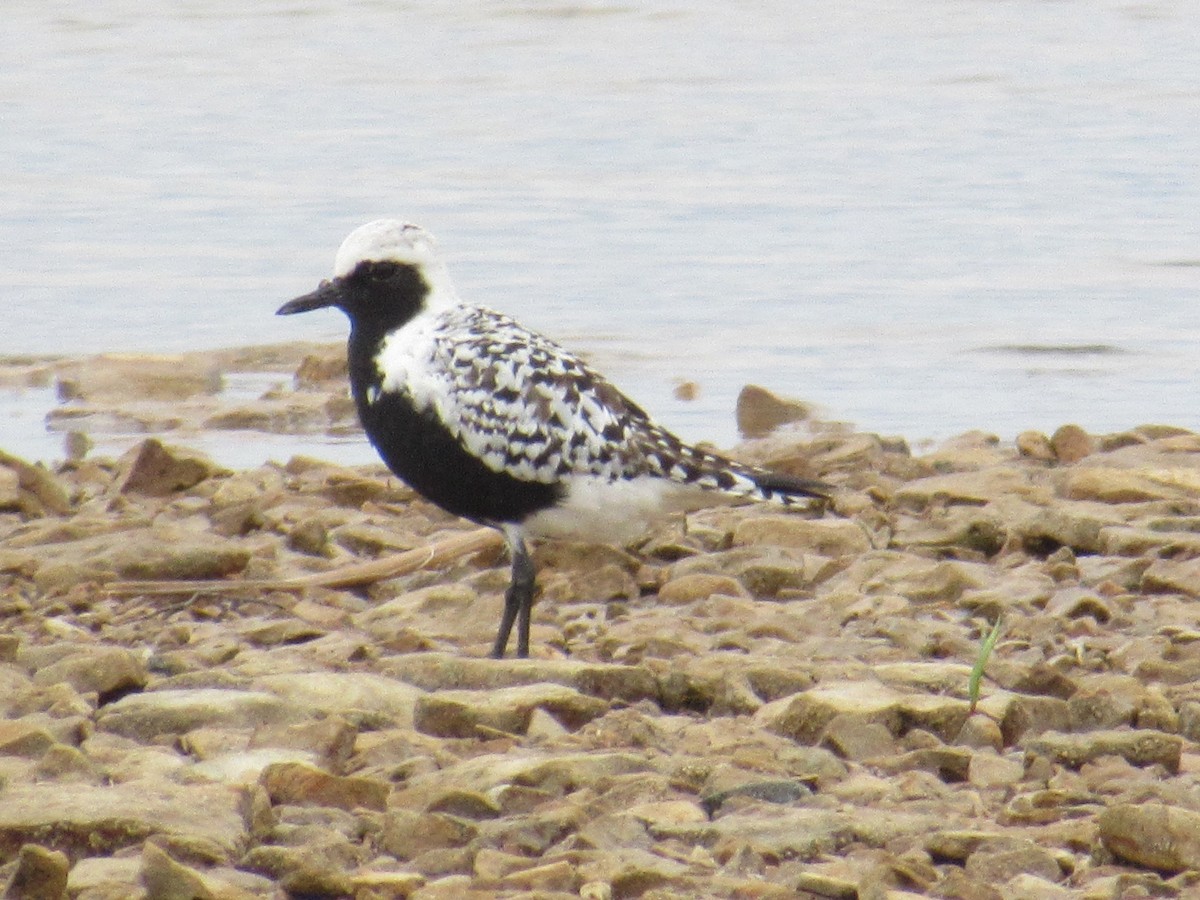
(277, 219, 833, 659)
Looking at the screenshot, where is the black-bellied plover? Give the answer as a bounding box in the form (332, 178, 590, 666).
(277, 219, 831, 658)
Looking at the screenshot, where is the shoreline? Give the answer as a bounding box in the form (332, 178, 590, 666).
(0, 342, 365, 470)
(3, 350, 1200, 894)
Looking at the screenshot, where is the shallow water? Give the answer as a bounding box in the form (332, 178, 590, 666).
(5, 0, 1200, 465)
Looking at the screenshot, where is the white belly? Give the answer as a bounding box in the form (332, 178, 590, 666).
(521, 475, 731, 545)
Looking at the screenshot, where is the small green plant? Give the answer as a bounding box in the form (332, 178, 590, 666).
(968, 616, 1004, 713)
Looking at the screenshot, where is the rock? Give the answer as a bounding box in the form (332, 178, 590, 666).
(57, 354, 221, 402)
(1023, 729, 1182, 773)
(34, 526, 251, 593)
(333, 522, 418, 556)
(379, 809, 478, 861)
(732, 516, 871, 556)
(0, 781, 246, 862)
(1135, 688, 1179, 733)
(190, 748, 320, 785)
(1015, 504, 1116, 555)
(1059, 467, 1200, 503)
(1016, 431, 1055, 462)
(735, 384, 812, 438)
(65, 859, 141, 900)
(255, 672, 423, 728)
(413, 683, 609, 737)
(967, 753, 1025, 788)
(1142, 558, 1200, 597)
(757, 681, 970, 746)
(709, 806, 939, 860)
(897, 507, 1007, 556)
(982, 693, 1071, 746)
(473, 847, 530, 881)
(203, 396, 332, 433)
(241, 842, 358, 897)
(955, 715, 1004, 751)
(286, 516, 331, 556)
(98, 689, 299, 740)
(700, 781, 813, 816)
(1044, 587, 1113, 623)
(1102, 524, 1200, 558)
(657, 573, 748, 604)
(1067, 675, 1143, 730)
(294, 350, 348, 386)
(793, 871, 860, 899)
(350, 871, 426, 898)
(377, 653, 658, 705)
(667, 545, 813, 597)
(960, 844, 1065, 883)
(1001, 874, 1073, 899)
(625, 799, 708, 829)
(427, 789, 502, 820)
(0, 449, 72, 517)
(496, 859, 580, 893)
(893, 469, 1035, 510)
(873, 747, 972, 783)
(31, 645, 147, 700)
(0, 466, 19, 509)
(821, 714, 897, 761)
(0, 721, 58, 758)
(260, 761, 390, 811)
(353, 584, 480, 641)
(114, 438, 225, 496)
(139, 841, 215, 900)
(1099, 803, 1200, 873)
(2, 843, 69, 900)
(1050, 424, 1094, 463)
(757, 681, 904, 745)
(35, 744, 101, 782)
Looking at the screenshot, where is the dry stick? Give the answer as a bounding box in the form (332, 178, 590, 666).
(102, 527, 504, 596)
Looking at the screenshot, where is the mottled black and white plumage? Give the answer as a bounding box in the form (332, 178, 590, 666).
(278, 220, 832, 658)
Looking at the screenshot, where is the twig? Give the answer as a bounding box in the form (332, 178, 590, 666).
(101, 527, 503, 596)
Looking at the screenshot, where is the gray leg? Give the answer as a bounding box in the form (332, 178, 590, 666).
(492, 529, 535, 659)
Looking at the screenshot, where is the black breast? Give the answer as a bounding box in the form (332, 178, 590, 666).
(354, 384, 563, 526)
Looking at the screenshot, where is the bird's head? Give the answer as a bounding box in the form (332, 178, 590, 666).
(277, 219, 459, 326)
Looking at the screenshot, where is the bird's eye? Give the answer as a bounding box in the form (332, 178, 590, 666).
(369, 262, 399, 282)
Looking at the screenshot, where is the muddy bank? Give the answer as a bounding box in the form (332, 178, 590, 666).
(3, 351, 1200, 897)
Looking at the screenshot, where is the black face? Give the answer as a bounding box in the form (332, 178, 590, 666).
(276, 260, 430, 331)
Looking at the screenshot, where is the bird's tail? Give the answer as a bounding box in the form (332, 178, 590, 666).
(749, 468, 834, 503)
(637, 423, 833, 504)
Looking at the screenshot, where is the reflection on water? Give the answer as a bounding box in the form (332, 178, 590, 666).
(4, 0, 1199, 464)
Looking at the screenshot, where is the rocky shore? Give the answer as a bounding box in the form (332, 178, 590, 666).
(4, 347, 1200, 898)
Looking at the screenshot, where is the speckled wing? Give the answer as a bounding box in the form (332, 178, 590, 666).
(423, 306, 824, 500)
(422, 306, 649, 484)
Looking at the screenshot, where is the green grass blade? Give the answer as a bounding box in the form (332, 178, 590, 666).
(968, 616, 1004, 713)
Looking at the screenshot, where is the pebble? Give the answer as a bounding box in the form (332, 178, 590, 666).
(2, 843, 69, 900)
(734, 384, 812, 438)
(113, 438, 225, 496)
(0, 780, 247, 863)
(1023, 729, 1182, 773)
(413, 683, 609, 737)
(657, 572, 748, 604)
(260, 760, 390, 811)
(731, 515, 871, 556)
(98, 688, 299, 739)
(1050, 424, 1095, 463)
(1098, 803, 1200, 873)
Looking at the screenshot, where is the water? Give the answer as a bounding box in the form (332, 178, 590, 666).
(4, 0, 1199, 465)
